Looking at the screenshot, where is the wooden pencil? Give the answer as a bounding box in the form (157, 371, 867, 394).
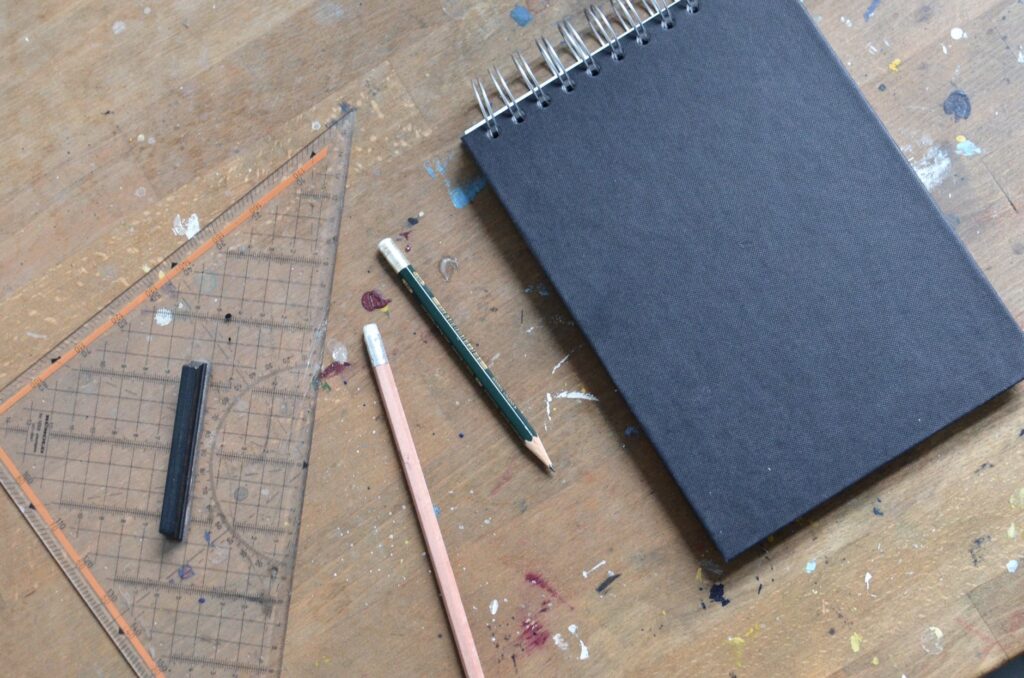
(363, 323, 485, 678)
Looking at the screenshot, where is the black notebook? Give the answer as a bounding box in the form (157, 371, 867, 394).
(462, 0, 1024, 560)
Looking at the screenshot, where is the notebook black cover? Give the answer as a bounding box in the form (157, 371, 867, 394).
(462, 0, 1024, 560)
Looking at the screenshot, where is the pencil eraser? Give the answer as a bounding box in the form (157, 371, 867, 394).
(378, 237, 411, 273)
(363, 323, 388, 367)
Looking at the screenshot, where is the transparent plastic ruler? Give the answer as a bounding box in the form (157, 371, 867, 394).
(0, 112, 355, 677)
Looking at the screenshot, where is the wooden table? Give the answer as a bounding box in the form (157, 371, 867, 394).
(2, 0, 1023, 675)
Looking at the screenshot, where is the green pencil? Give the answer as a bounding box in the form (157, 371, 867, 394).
(379, 238, 553, 472)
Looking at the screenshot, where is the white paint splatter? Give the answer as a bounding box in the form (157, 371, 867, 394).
(582, 560, 606, 578)
(134, 186, 146, 198)
(331, 342, 349, 363)
(840, 16, 853, 27)
(805, 559, 817, 574)
(920, 626, 945, 655)
(112, 20, 127, 34)
(552, 353, 572, 374)
(1018, 47, 1024, 64)
(950, 27, 965, 41)
(911, 146, 951, 190)
(172, 213, 201, 239)
(144, 6, 151, 14)
(552, 633, 569, 651)
(312, 120, 322, 131)
(154, 308, 174, 326)
(553, 390, 598, 402)
(864, 572, 872, 590)
(1008, 560, 1019, 574)
(26, 331, 48, 339)
(567, 625, 589, 660)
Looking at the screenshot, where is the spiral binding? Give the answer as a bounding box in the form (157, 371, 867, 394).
(467, 0, 699, 138)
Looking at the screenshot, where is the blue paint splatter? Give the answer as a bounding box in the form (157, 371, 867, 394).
(510, 4, 534, 26)
(198, 596, 206, 604)
(863, 0, 882, 21)
(956, 138, 983, 157)
(805, 559, 817, 574)
(203, 530, 212, 544)
(434, 504, 442, 518)
(708, 582, 730, 607)
(872, 506, 885, 516)
(524, 283, 551, 297)
(449, 176, 487, 208)
(178, 563, 195, 580)
(624, 426, 640, 438)
(424, 157, 487, 209)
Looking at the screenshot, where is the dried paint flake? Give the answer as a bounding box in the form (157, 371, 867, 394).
(552, 633, 569, 651)
(863, 0, 881, 21)
(510, 4, 534, 26)
(920, 626, 944, 655)
(805, 559, 817, 574)
(850, 631, 863, 653)
(331, 342, 349, 364)
(582, 560, 606, 578)
(595, 572, 621, 594)
(489, 599, 499, 615)
(708, 582, 730, 607)
(888, 58, 902, 72)
(154, 308, 174, 326)
(439, 256, 459, 281)
(567, 624, 589, 660)
(942, 90, 971, 121)
(360, 289, 391, 311)
(864, 572, 872, 590)
(912, 146, 951, 190)
(552, 390, 598, 402)
(318, 361, 350, 381)
(1008, 560, 1019, 574)
(172, 213, 201, 239)
(955, 135, 983, 156)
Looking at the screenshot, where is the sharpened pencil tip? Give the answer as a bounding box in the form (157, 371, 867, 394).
(547, 464, 555, 474)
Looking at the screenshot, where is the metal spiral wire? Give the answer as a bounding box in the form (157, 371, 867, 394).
(470, 0, 700, 137)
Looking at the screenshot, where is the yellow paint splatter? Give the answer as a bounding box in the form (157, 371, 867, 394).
(850, 631, 864, 653)
(726, 636, 746, 666)
(696, 567, 703, 585)
(1010, 523, 1018, 540)
(872, 656, 880, 666)
(956, 134, 967, 143)
(725, 626, 762, 668)
(1011, 488, 1024, 510)
(888, 58, 902, 72)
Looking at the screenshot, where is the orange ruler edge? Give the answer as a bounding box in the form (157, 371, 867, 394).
(0, 146, 329, 677)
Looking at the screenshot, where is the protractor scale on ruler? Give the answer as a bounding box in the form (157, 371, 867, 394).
(0, 112, 355, 677)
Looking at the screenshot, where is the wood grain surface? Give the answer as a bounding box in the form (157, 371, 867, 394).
(1, 0, 1023, 675)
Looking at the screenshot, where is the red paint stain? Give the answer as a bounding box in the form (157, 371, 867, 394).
(489, 465, 515, 496)
(955, 615, 999, 659)
(518, 618, 549, 652)
(318, 361, 350, 380)
(525, 572, 559, 598)
(361, 290, 391, 311)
